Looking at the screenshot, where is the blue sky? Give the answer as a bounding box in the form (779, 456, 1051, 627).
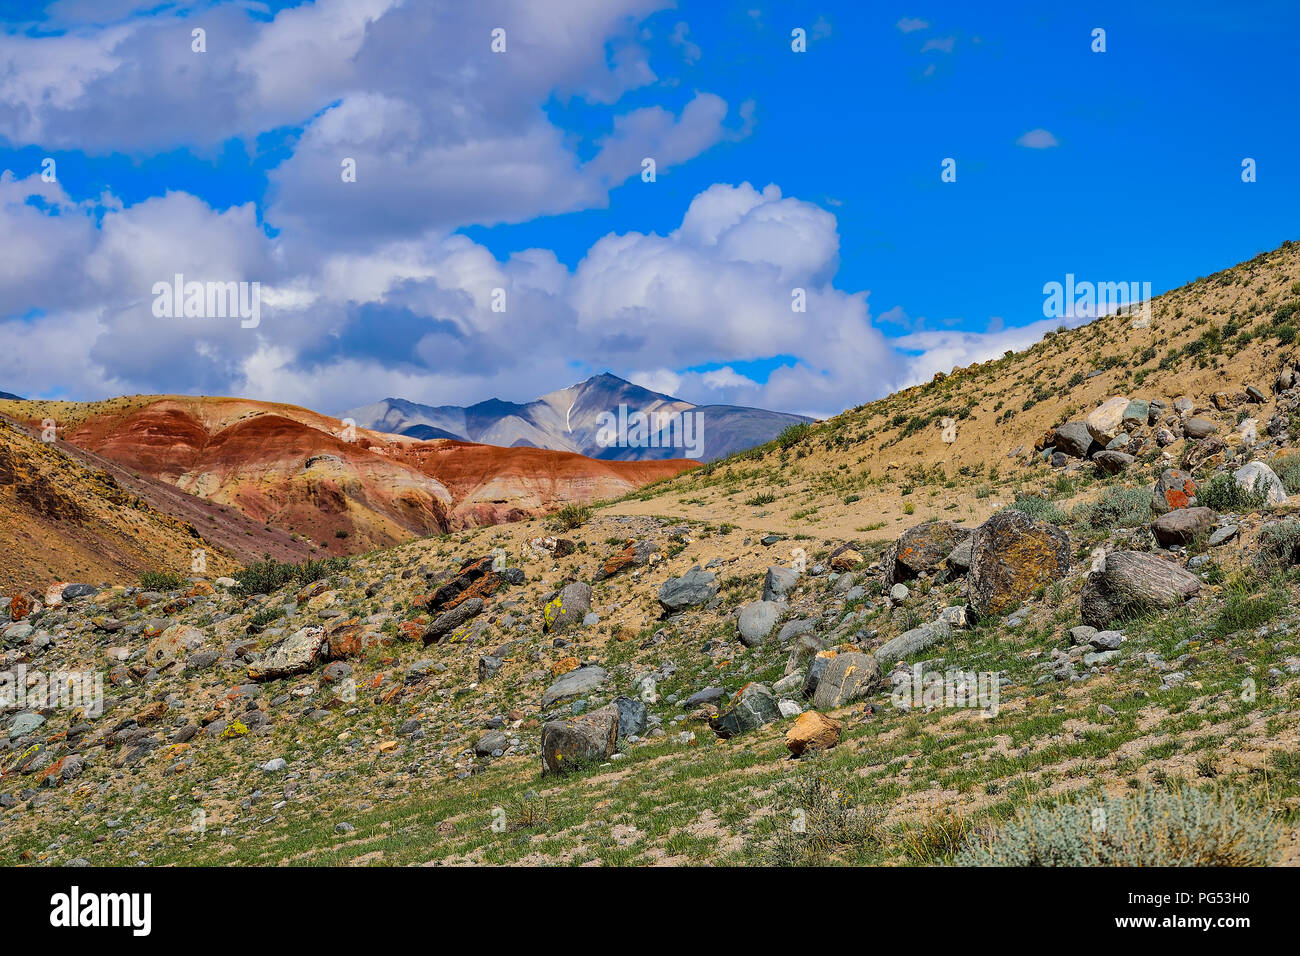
(0, 0, 1296, 416)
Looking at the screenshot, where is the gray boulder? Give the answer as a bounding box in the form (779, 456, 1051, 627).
(1080, 552, 1202, 627)
(542, 582, 592, 634)
(1233, 461, 1287, 505)
(423, 597, 484, 645)
(946, 538, 974, 574)
(9, 712, 45, 737)
(762, 566, 800, 603)
(801, 651, 837, 699)
(613, 696, 649, 738)
(709, 683, 781, 738)
(658, 567, 717, 613)
(683, 686, 726, 708)
(1122, 399, 1149, 429)
(475, 731, 508, 756)
(874, 620, 952, 665)
(542, 703, 619, 773)
(1151, 507, 1216, 547)
(247, 626, 324, 680)
(737, 600, 783, 647)
(542, 665, 608, 707)
(1093, 450, 1134, 475)
(810, 652, 880, 710)
(776, 617, 817, 645)
(1052, 421, 1095, 458)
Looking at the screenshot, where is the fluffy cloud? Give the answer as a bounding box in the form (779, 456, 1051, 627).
(0, 3, 1043, 422)
(0, 0, 740, 248)
(894, 312, 1091, 385)
(0, 169, 913, 417)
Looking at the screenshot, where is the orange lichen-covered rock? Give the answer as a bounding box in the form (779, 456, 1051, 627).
(9, 593, 32, 621)
(785, 711, 842, 756)
(1151, 469, 1199, 515)
(883, 521, 971, 584)
(550, 656, 580, 678)
(967, 510, 1069, 616)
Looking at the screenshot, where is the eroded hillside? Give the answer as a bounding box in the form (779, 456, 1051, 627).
(3, 240, 1300, 867)
(0, 395, 696, 555)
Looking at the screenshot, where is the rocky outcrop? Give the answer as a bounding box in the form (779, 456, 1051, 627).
(21, 394, 693, 559)
(762, 565, 799, 603)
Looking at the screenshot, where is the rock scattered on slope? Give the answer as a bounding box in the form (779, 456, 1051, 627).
(658, 567, 717, 613)
(542, 703, 619, 774)
(967, 510, 1070, 616)
(709, 683, 781, 738)
(1151, 469, 1198, 515)
(1151, 507, 1216, 547)
(737, 600, 783, 647)
(810, 652, 880, 710)
(883, 521, 972, 584)
(785, 711, 841, 756)
(1080, 552, 1202, 628)
(542, 582, 592, 634)
(1233, 461, 1287, 505)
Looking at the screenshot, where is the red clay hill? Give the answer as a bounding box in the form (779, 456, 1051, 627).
(0, 395, 696, 555)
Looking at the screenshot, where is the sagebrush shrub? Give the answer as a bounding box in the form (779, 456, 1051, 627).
(549, 503, 592, 530)
(235, 556, 349, 595)
(761, 765, 882, 866)
(140, 569, 188, 592)
(1272, 455, 1300, 495)
(1254, 519, 1300, 570)
(1070, 486, 1151, 529)
(1008, 496, 1066, 525)
(1197, 472, 1268, 513)
(956, 786, 1279, 866)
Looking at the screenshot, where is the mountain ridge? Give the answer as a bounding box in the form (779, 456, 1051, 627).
(344, 372, 810, 462)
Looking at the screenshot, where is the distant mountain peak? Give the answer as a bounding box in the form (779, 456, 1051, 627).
(343, 375, 809, 462)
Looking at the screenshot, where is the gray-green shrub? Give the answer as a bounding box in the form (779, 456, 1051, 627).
(956, 786, 1279, 866)
(1070, 485, 1151, 529)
